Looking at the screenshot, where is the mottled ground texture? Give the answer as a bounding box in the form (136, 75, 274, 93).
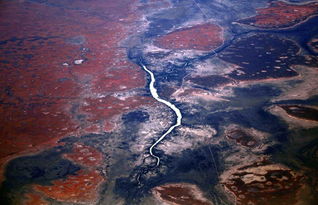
(1, 0, 318, 205)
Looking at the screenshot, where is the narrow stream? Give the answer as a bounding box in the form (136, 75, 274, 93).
(140, 63, 182, 166)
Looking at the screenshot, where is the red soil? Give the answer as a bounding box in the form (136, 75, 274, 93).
(225, 128, 257, 148)
(64, 143, 104, 168)
(34, 170, 104, 204)
(223, 161, 304, 205)
(152, 183, 212, 205)
(0, 0, 153, 202)
(91, 66, 145, 93)
(81, 96, 154, 127)
(238, 1, 318, 28)
(0, 0, 149, 183)
(154, 24, 223, 51)
(23, 193, 48, 205)
(29, 143, 105, 203)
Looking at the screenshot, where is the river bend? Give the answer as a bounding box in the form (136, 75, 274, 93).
(140, 63, 182, 166)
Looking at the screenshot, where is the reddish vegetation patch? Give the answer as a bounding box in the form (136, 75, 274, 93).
(0, 0, 148, 183)
(238, 1, 318, 28)
(152, 183, 213, 205)
(23, 193, 48, 205)
(222, 161, 304, 205)
(104, 121, 115, 132)
(64, 143, 104, 167)
(225, 128, 257, 147)
(154, 24, 223, 51)
(35, 170, 104, 204)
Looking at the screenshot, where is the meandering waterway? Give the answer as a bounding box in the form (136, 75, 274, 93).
(140, 63, 182, 166)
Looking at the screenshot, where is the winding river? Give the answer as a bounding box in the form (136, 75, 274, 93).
(140, 63, 182, 166)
